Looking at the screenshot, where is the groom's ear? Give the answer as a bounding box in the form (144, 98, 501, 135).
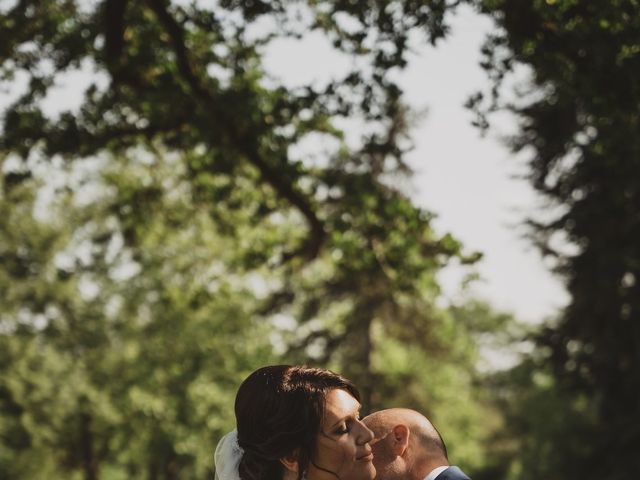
(279, 452, 299, 475)
(390, 424, 410, 456)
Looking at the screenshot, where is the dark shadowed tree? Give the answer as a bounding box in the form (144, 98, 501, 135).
(469, 0, 640, 477)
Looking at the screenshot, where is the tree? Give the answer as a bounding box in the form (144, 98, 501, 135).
(0, 150, 277, 479)
(1, 1, 469, 343)
(0, 0, 474, 403)
(470, 0, 640, 477)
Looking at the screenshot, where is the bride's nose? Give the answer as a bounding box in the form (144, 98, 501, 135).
(356, 420, 374, 444)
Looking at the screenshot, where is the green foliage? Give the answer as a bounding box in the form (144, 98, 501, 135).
(485, 355, 598, 480)
(0, 154, 276, 478)
(362, 299, 516, 474)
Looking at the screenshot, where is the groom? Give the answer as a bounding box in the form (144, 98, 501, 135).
(362, 408, 471, 480)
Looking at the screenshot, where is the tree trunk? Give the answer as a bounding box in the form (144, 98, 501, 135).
(81, 412, 99, 480)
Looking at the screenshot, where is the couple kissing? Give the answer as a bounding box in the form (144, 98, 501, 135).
(214, 365, 470, 480)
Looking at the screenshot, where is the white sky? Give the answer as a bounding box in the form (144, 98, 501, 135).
(398, 7, 569, 322)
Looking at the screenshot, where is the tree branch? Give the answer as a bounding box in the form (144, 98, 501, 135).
(144, 0, 325, 259)
(104, 0, 128, 68)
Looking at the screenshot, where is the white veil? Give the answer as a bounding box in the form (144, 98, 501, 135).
(214, 430, 243, 480)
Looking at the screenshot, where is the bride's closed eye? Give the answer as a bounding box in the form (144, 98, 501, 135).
(334, 424, 349, 435)
(333, 412, 362, 435)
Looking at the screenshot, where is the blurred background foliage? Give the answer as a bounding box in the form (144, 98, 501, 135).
(1, 0, 638, 479)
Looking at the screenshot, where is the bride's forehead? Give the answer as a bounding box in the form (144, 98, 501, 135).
(323, 389, 360, 418)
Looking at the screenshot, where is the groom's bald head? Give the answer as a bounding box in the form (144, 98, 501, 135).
(362, 409, 448, 480)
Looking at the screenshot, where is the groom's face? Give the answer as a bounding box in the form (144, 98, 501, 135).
(307, 389, 376, 480)
(361, 419, 405, 480)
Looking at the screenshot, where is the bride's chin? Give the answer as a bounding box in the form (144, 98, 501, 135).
(361, 462, 376, 480)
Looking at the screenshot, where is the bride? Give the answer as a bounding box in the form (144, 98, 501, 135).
(215, 365, 376, 480)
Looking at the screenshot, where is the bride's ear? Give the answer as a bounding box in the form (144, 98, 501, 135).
(279, 452, 299, 476)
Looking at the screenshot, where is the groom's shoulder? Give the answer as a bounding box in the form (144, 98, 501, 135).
(436, 466, 471, 480)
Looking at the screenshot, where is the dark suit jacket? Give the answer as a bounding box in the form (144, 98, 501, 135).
(435, 466, 471, 480)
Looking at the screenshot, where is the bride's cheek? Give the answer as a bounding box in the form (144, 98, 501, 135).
(336, 447, 349, 473)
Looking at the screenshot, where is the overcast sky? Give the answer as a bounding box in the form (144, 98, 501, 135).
(401, 7, 569, 322)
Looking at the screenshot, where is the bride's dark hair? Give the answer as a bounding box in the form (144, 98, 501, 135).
(234, 365, 360, 480)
